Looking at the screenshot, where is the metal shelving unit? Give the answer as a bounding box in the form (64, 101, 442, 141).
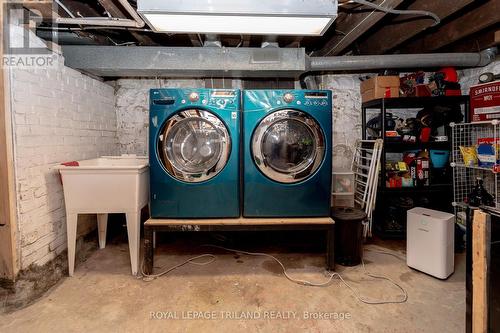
(362, 96, 469, 239)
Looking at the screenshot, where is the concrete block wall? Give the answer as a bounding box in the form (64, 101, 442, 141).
(8, 52, 118, 270)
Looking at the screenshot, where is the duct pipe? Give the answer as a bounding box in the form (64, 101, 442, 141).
(55, 0, 145, 28)
(204, 34, 222, 48)
(262, 36, 279, 48)
(308, 48, 498, 71)
(301, 75, 318, 89)
(36, 30, 101, 45)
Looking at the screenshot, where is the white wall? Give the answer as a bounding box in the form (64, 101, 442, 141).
(459, 60, 500, 93)
(7, 33, 118, 269)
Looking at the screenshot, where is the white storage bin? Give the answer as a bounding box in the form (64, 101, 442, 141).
(54, 155, 149, 276)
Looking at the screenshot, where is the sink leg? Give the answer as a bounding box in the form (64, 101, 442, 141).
(66, 213, 78, 277)
(126, 211, 141, 276)
(97, 213, 108, 249)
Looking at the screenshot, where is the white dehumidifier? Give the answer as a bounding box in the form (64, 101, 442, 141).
(407, 207, 455, 279)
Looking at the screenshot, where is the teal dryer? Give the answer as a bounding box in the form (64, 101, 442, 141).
(149, 88, 240, 218)
(243, 90, 332, 217)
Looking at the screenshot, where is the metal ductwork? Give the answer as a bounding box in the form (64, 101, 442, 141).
(61, 46, 307, 77)
(61, 46, 498, 78)
(203, 34, 222, 48)
(308, 48, 498, 71)
(262, 36, 279, 48)
(301, 75, 318, 89)
(36, 30, 102, 45)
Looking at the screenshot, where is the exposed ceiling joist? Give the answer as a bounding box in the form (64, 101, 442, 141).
(446, 28, 500, 52)
(23, 2, 60, 20)
(402, 0, 500, 53)
(358, 0, 474, 54)
(315, 0, 404, 56)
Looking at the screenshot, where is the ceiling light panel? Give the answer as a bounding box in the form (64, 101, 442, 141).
(137, 0, 338, 36)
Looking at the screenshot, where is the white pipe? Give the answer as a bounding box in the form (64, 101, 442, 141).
(55, 0, 145, 28)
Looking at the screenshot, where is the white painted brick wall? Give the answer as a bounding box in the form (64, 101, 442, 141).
(7, 39, 118, 269)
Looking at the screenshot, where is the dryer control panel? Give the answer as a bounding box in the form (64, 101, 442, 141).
(268, 90, 331, 109)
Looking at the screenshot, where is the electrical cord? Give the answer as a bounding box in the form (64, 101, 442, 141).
(139, 244, 408, 305)
(349, 0, 441, 26)
(140, 254, 216, 282)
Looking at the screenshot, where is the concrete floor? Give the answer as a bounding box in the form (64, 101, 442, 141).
(0, 234, 465, 332)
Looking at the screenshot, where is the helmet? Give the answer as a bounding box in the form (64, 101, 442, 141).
(438, 67, 458, 82)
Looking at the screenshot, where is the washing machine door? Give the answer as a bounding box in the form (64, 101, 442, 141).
(158, 109, 231, 182)
(252, 109, 325, 184)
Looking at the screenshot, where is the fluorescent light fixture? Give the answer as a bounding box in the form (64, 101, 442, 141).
(137, 0, 338, 36)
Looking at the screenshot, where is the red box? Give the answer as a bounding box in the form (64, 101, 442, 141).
(470, 81, 500, 122)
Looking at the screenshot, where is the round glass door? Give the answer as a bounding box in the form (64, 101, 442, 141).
(252, 110, 325, 183)
(158, 109, 231, 182)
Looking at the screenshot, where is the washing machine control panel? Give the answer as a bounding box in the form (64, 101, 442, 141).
(279, 91, 330, 108)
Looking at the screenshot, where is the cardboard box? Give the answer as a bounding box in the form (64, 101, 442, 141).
(361, 76, 400, 103)
(470, 80, 500, 122)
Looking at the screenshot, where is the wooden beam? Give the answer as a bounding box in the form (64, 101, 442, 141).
(187, 34, 203, 47)
(23, 1, 60, 20)
(446, 28, 500, 52)
(315, 0, 404, 56)
(358, 0, 474, 54)
(0, 0, 20, 281)
(472, 210, 490, 333)
(402, 0, 500, 53)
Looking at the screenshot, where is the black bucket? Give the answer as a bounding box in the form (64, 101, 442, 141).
(331, 207, 367, 266)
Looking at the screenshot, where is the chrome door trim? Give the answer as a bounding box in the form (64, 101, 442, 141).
(158, 109, 231, 182)
(251, 109, 325, 184)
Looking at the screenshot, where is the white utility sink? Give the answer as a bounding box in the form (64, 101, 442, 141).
(55, 155, 149, 276)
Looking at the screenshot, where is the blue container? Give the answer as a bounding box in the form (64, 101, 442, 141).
(430, 150, 450, 168)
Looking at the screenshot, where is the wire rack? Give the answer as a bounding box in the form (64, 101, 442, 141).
(451, 120, 500, 215)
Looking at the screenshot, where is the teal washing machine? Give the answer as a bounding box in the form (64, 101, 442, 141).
(149, 88, 240, 218)
(243, 90, 332, 217)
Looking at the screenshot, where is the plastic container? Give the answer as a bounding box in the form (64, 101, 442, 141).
(332, 171, 355, 193)
(331, 207, 367, 266)
(54, 155, 149, 276)
(331, 193, 355, 208)
(430, 150, 450, 168)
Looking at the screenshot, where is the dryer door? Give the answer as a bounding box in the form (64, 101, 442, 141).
(159, 109, 231, 182)
(252, 109, 326, 184)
